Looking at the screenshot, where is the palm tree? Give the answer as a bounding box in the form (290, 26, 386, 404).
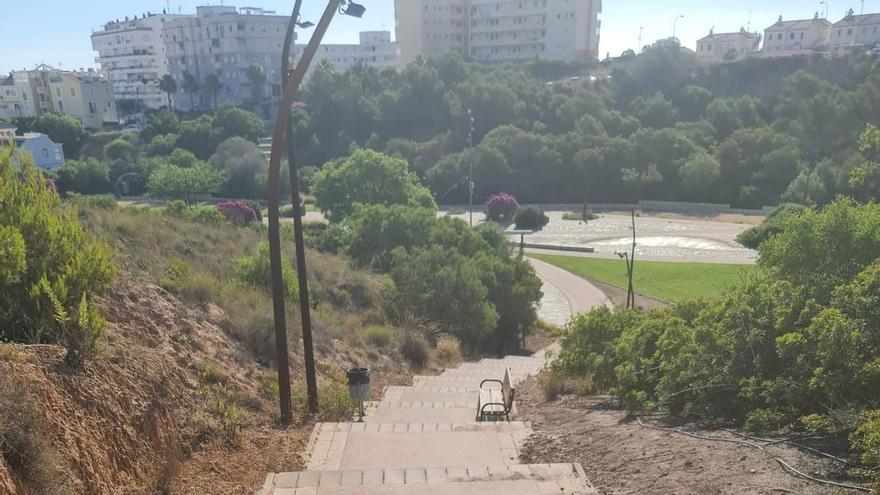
(244, 63, 266, 105)
(204, 73, 223, 109)
(158, 74, 177, 108)
(181, 71, 201, 110)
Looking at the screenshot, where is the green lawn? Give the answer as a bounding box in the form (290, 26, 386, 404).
(531, 254, 751, 303)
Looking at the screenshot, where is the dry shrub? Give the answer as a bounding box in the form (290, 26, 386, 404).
(537, 370, 566, 402)
(400, 330, 429, 369)
(0, 343, 29, 363)
(362, 325, 395, 348)
(0, 377, 71, 494)
(435, 337, 462, 366)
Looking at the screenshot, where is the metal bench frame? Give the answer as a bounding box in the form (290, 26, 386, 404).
(476, 369, 515, 422)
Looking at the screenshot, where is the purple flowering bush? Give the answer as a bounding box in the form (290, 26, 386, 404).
(485, 193, 519, 222)
(216, 201, 258, 226)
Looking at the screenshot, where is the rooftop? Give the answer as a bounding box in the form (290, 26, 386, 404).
(0, 121, 16, 130)
(698, 30, 761, 43)
(833, 12, 880, 27)
(767, 15, 832, 31)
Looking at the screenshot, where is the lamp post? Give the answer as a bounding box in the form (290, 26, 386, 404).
(820, 1, 830, 18)
(467, 108, 475, 227)
(673, 14, 684, 41)
(267, 0, 365, 424)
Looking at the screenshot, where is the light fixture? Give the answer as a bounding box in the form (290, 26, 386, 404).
(297, 20, 315, 28)
(342, 1, 366, 18)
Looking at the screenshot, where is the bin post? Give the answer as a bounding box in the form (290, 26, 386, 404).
(346, 367, 371, 422)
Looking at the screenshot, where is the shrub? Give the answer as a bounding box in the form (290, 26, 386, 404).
(513, 205, 549, 230)
(65, 193, 117, 210)
(363, 325, 395, 348)
(148, 162, 227, 204)
(485, 193, 518, 222)
(0, 145, 113, 358)
(736, 203, 807, 249)
(400, 330, 430, 369)
(562, 209, 598, 221)
(234, 243, 298, 299)
(216, 201, 258, 226)
(159, 260, 218, 304)
(435, 337, 462, 366)
(291, 379, 356, 421)
(537, 370, 566, 402)
(0, 378, 70, 493)
(54, 158, 113, 195)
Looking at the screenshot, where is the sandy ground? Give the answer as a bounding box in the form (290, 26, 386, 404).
(516, 376, 865, 495)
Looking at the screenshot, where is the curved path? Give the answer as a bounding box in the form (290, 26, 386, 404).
(527, 256, 613, 326)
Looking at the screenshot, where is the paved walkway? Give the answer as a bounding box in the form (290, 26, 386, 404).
(527, 257, 613, 325)
(260, 349, 597, 494)
(259, 260, 611, 494)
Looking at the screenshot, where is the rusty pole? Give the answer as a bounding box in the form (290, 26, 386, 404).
(268, 0, 341, 424)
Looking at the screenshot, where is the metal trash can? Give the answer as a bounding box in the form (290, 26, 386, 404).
(346, 367, 370, 421)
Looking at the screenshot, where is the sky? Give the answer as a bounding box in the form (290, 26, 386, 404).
(0, 0, 874, 73)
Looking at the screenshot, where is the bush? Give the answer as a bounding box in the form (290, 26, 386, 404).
(54, 158, 113, 195)
(291, 379, 357, 421)
(363, 325, 395, 348)
(562, 209, 598, 221)
(400, 330, 430, 368)
(65, 193, 117, 210)
(485, 193, 518, 222)
(159, 260, 218, 304)
(435, 337, 462, 366)
(148, 162, 227, 203)
(234, 243, 298, 299)
(216, 201, 258, 226)
(0, 145, 113, 359)
(513, 205, 549, 230)
(736, 203, 807, 249)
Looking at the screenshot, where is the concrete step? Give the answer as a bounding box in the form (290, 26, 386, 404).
(367, 400, 479, 423)
(262, 463, 596, 494)
(305, 422, 531, 471)
(383, 385, 478, 403)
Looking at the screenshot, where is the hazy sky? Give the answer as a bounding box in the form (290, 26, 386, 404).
(0, 1, 873, 73)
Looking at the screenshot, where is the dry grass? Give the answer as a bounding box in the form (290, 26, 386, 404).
(435, 337, 462, 366)
(0, 343, 29, 363)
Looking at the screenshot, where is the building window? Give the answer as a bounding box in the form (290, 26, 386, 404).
(41, 148, 49, 158)
(89, 102, 97, 113)
(70, 87, 76, 97)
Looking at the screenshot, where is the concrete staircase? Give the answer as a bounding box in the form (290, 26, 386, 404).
(258, 136, 272, 157)
(260, 348, 596, 494)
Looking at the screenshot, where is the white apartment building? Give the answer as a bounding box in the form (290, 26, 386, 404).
(696, 29, 761, 63)
(91, 12, 188, 110)
(297, 31, 399, 73)
(163, 6, 291, 115)
(395, 0, 602, 65)
(831, 10, 880, 55)
(0, 65, 118, 129)
(761, 14, 831, 57)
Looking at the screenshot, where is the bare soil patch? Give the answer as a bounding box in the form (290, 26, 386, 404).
(517, 376, 863, 495)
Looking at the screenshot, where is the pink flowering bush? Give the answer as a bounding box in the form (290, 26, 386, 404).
(485, 193, 519, 222)
(216, 201, 258, 226)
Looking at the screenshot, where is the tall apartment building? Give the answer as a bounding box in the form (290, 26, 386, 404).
(162, 6, 290, 115)
(296, 31, 399, 73)
(91, 12, 188, 110)
(831, 10, 880, 55)
(761, 14, 831, 57)
(395, 0, 602, 65)
(695, 29, 761, 63)
(0, 65, 118, 129)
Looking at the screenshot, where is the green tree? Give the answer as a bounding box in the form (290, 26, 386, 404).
(676, 85, 713, 121)
(630, 92, 680, 129)
(176, 115, 219, 159)
(103, 138, 136, 163)
(54, 159, 112, 195)
(679, 150, 720, 198)
(181, 71, 201, 110)
(23, 112, 87, 159)
(148, 162, 227, 204)
(142, 109, 180, 142)
(209, 137, 267, 198)
(313, 149, 437, 222)
(213, 104, 264, 143)
(204, 73, 223, 109)
(158, 74, 177, 108)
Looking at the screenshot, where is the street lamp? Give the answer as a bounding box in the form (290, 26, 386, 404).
(467, 108, 475, 227)
(267, 0, 366, 424)
(672, 14, 684, 41)
(820, 1, 830, 18)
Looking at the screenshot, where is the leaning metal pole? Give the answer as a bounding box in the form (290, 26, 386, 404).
(267, 0, 341, 424)
(280, 0, 319, 416)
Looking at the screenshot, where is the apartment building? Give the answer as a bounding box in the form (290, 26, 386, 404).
(91, 12, 188, 109)
(761, 14, 831, 56)
(831, 10, 880, 55)
(0, 65, 118, 129)
(395, 0, 602, 65)
(163, 6, 290, 115)
(696, 29, 761, 63)
(297, 31, 399, 73)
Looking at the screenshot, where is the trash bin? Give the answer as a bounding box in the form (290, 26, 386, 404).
(346, 367, 370, 421)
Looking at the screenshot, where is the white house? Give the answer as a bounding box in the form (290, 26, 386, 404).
(696, 28, 761, 63)
(761, 14, 832, 57)
(831, 10, 880, 55)
(14, 132, 65, 170)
